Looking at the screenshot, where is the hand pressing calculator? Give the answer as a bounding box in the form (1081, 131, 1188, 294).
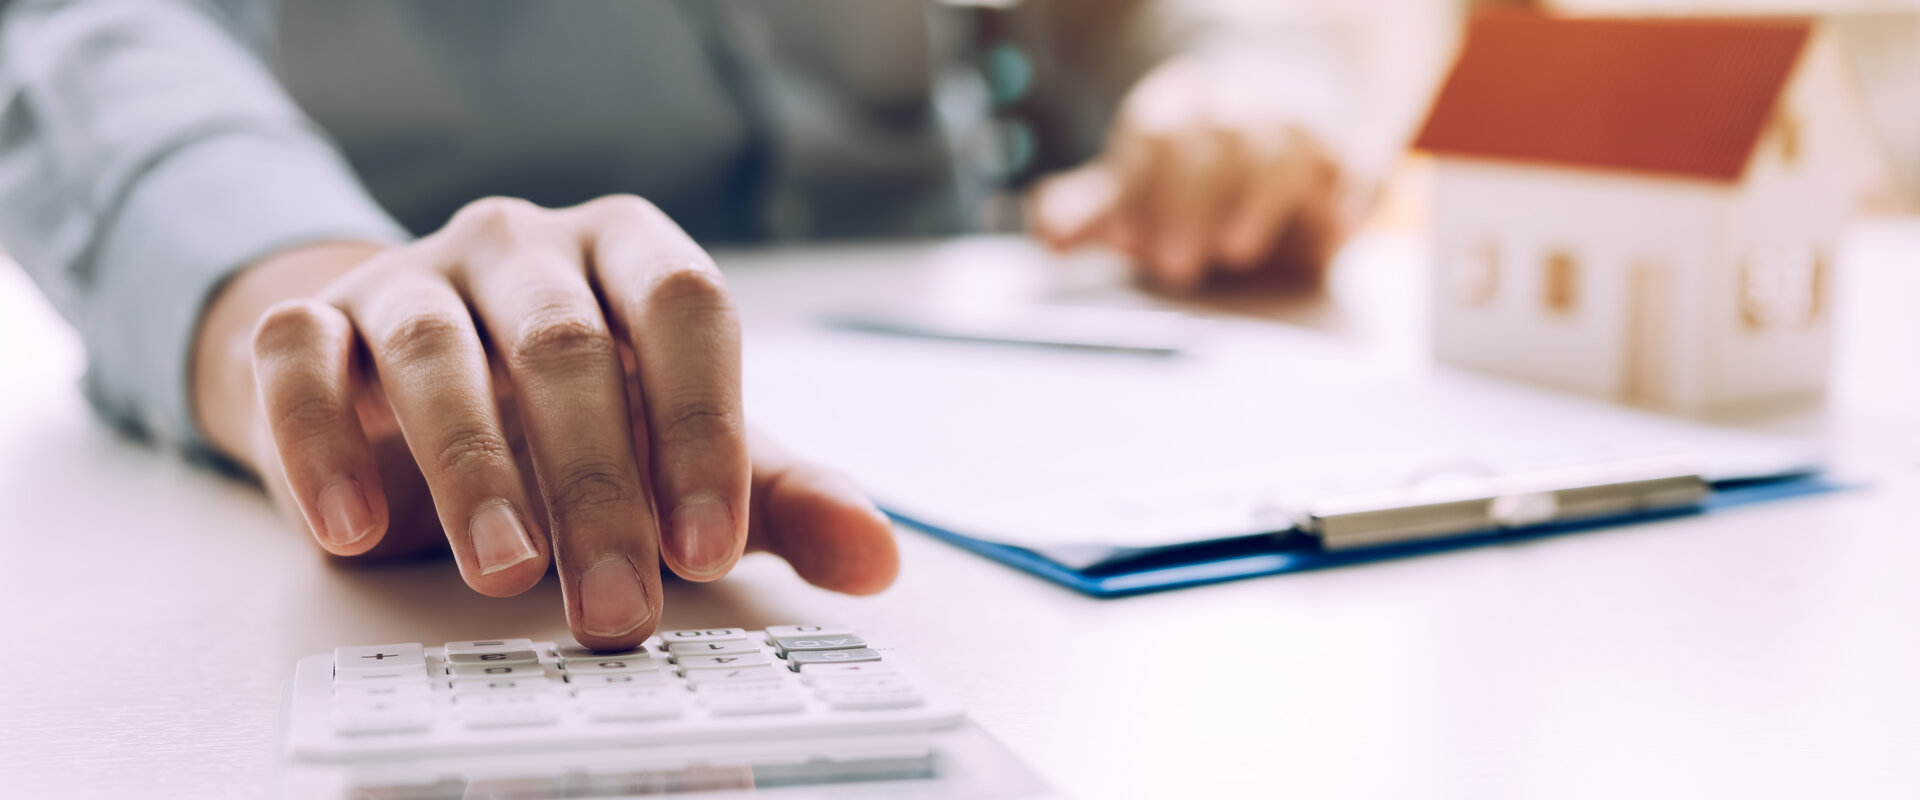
(280, 626, 1050, 799)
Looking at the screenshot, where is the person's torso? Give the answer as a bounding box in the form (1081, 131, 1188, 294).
(271, 0, 961, 241)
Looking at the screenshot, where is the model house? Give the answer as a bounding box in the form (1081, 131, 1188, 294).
(1414, 13, 1878, 415)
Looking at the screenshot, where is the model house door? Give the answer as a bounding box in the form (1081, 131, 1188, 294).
(1621, 259, 1673, 409)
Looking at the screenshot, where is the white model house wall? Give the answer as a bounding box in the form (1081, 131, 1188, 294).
(1706, 34, 1872, 410)
(1430, 159, 1727, 410)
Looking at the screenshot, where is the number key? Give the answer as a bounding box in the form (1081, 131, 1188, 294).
(660, 628, 750, 644)
(443, 639, 535, 657)
(676, 653, 773, 671)
(765, 624, 855, 640)
(564, 657, 664, 676)
(821, 690, 924, 711)
(447, 662, 548, 679)
(703, 692, 806, 717)
(447, 650, 539, 666)
(787, 648, 882, 670)
(772, 635, 867, 655)
(681, 667, 783, 686)
(667, 639, 761, 658)
(568, 672, 670, 688)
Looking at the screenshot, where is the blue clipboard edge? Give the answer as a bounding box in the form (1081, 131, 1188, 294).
(884, 474, 1849, 599)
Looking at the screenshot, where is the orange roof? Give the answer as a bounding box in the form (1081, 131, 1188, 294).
(1413, 13, 1814, 182)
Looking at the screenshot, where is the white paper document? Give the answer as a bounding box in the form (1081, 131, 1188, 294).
(743, 314, 1820, 553)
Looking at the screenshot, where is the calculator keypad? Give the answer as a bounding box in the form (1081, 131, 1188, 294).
(308, 626, 945, 757)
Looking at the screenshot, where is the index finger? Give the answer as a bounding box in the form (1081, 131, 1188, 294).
(574, 196, 750, 582)
(1030, 164, 1120, 251)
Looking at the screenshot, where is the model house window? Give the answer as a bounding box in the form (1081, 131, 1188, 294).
(1740, 247, 1823, 330)
(1542, 250, 1579, 313)
(1774, 111, 1801, 166)
(1809, 252, 1828, 322)
(1450, 240, 1499, 307)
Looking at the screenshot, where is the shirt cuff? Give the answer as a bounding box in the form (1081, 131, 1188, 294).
(79, 128, 408, 459)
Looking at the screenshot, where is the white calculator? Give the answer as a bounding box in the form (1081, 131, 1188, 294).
(279, 625, 1050, 799)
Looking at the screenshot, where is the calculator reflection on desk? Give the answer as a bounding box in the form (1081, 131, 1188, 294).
(279, 626, 1049, 799)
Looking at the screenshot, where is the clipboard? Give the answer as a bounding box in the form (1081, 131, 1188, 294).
(883, 469, 1840, 598)
(743, 309, 1843, 597)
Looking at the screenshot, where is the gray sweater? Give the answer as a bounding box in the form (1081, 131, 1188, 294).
(0, 0, 1294, 458)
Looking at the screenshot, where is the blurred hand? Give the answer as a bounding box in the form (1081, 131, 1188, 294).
(193, 195, 898, 650)
(1031, 56, 1353, 293)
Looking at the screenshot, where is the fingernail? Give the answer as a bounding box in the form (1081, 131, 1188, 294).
(318, 481, 373, 547)
(471, 503, 538, 575)
(671, 498, 738, 578)
(581, 558, 651, 637)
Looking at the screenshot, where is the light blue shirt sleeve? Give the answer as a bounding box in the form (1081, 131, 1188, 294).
(0, 0, 407, 456)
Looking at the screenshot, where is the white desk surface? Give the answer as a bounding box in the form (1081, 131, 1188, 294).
(3, 224, 1919, 799)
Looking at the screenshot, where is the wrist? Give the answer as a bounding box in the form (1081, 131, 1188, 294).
(192, 241, 386, 469)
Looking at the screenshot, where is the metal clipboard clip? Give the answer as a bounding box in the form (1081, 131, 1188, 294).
(1295, 455, 1712, 551)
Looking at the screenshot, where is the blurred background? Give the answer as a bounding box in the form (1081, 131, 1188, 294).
(1201, 0, 1920, 221)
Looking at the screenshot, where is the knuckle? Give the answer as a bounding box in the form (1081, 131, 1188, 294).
(377, 312, 472, 364)
(511, 308, 615, 374)
(644, 262, 732, 316)
(252, 301, 340, 357)
(658, 400, 741, 449)
(549, 461, 642, 515)
(1131, 123, 1178, 151)
(584, 193, 661, 221)
(433, 424, 515, 478)
(451, 196, 538, 233)
(1204, 124, 1240, 157)
(270, 393, 348, 446)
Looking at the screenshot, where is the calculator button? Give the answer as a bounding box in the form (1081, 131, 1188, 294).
(555, 644, 651, 662)
(450, 677, 559, 695)
(449, 670, 559, 689)
(333, 643, 425, 673)
(569, 672, 671, 689)
(765, 624, 855, 640)
(333, 683, 432, 701)
(676, 653, 773, 671)
(796, 663, 897, 681)
(821, 690, 924, 712)
(335, 668, 430, 685)
(692, 681, 794, 697)
(702, 692, 806, 716)
(682, 667, 784, 686)
(584, 697, 685, 723)
(786, 649, 881, 670)
(443, 639, 535, 657)
(577, 688, 687, 722)
(660, 628, 750, 644)
(447, 650, 540, 665)
(462, 708, 561, 729)
(573, 685, 684, 702)
(666, 639, 762, 658)
(806, 676, 915, 694)
(562, 657, 665, 676)
(330, 702, 434, 735)
(771, 635, 867, 655)
(458, 696, 562, 729)
(446, 662, 550, 679)
(554, 635, 661, 659)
